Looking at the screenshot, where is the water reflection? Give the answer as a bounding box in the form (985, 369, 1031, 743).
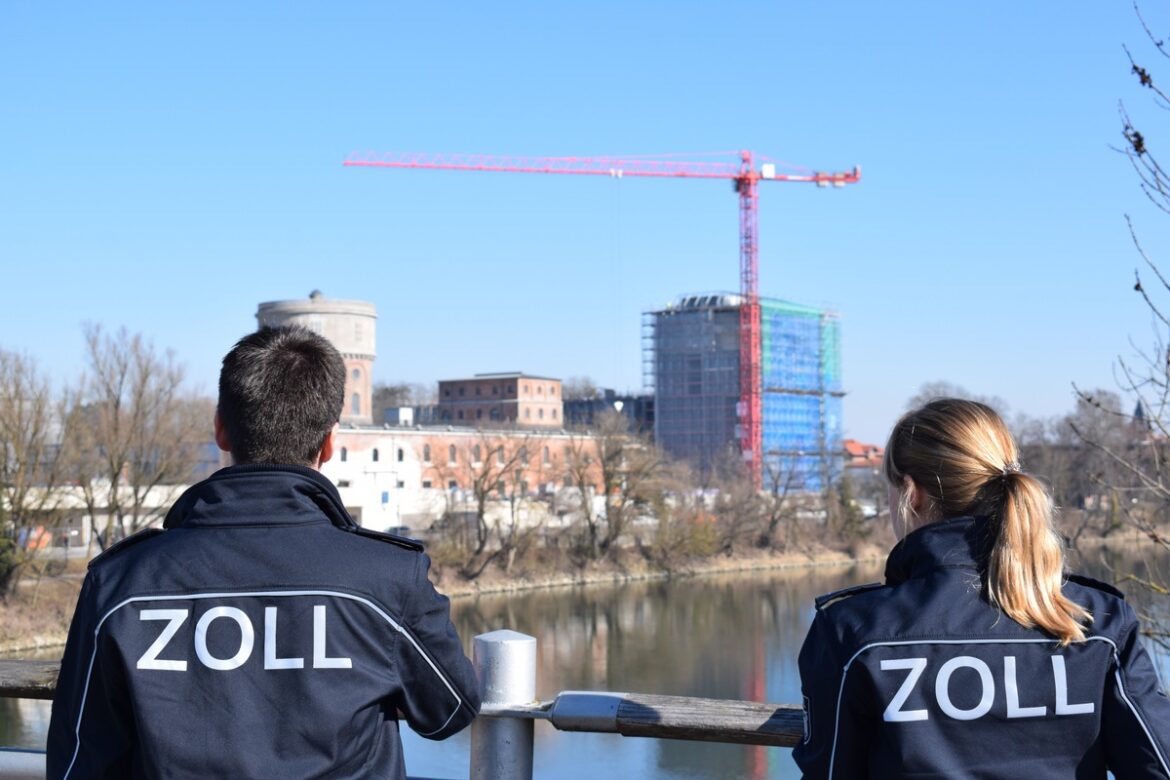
(406, 562, 882, 780)
(5, 546, 1168, 779)
(0, 699, 50, 751)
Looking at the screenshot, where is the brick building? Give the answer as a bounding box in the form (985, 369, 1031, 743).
(436, 372, 563, 428)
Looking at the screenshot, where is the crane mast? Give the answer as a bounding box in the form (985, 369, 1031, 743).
(344, 151, 859, 489)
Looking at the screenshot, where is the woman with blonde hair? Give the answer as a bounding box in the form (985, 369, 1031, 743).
(793, 398, 1170, 778)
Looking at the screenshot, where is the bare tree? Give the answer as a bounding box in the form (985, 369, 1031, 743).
(1063, 6, 1170, 547)
(0, 351, 76, 598)
(371, 381, 434, 422)
(905, 381, 1009, 415)
(637, 458, 716, 568)
(562, 376, 601, 401)
(1050, 5, 1170, 644)
(565, 410, 667, 561)
(71, 326, 213, 549)
(705, 448, 761, 554)
(757, 455, 804, 550)
(429, 432, 549, 579)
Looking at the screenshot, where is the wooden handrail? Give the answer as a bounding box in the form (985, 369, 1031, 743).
(0, 660, 804, 747)
(0, 662, 58, 701)
(485, 692, 803, 747)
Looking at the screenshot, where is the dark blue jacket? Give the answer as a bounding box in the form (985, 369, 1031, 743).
(47, 465, 481, 779)
(793, 516, 1170, 779)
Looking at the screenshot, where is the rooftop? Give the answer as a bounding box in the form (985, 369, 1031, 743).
(646, 291, 837, 318)
(438, 372, 561, 382)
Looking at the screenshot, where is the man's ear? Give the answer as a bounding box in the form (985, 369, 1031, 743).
(214, 411, 232, 454)
(316, 424, 339, 468)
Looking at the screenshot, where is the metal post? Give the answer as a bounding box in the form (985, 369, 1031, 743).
(470, 630, 536, 780)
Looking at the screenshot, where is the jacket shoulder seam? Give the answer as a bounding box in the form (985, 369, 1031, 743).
(1066, 573, 1126, 600)
(349, 527, 425, 552)
(88, 528, 164, 569)
(815, 582, 885, 610)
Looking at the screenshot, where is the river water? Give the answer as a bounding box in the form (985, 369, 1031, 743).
(3, 545, 1167, 779)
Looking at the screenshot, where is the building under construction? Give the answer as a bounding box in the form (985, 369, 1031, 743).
(645, 293, 843, 492)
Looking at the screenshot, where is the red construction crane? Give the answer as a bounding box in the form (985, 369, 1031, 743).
(343, 150, 860, 488)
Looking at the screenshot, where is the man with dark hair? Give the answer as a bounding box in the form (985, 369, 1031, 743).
(48, 326, 480, 779)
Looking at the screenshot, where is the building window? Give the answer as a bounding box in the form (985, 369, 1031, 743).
(538, 408, 544, 419)
(340, 447, 348, 462)
(524, 409, 531, 420)
(497, 480, 506, 497)
(473, 445, 482, 463)
(448, 480, 457, 490)
(507, 385, 514, 394)
(551, 386, 557, 396)
(476, 408, 483, 420)
(552, 409, 558, 420)
(444, 389, 451, 397)
(352, 368, 361, 382)
(537, 386, 543, 395)
(351, 393, 360, 415)
(448, 444, 457, 464)
(492, 385, 499, 395)
(490, 408, 501, 421)
(422, 479, 432, 488)
(397, 448, 404, 462)
(475, 386, 481, 396)
(338, 479, 351, 488)
(563, 475, 573, 487)
(458, 410, 464, 420)
(496, 447, 505, 465)
(372, 448, 379, 462)
(395, 481, 405, 489)
(543, 446, 550, 465)
(519, 446, 528, 465)
(423, 444, 431, 463)
(458, 387, 465, 397)
(523, 384, 529, 395)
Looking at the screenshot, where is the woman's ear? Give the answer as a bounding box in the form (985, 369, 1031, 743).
(903, 475, 921, 512)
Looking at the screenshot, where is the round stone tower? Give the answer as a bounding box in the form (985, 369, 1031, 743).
(256, 291, 377, 425)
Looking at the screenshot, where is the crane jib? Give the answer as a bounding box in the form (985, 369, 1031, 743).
(343, 150, 860, 489)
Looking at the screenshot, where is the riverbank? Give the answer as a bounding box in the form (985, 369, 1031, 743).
(0, 543, 889, 654)
(2, 526, 1161, 654)
(436, 542, 889, 599)
(0, 576, 83, 655)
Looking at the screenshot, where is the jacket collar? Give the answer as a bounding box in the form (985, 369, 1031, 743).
(163, 464, 357, 530)
(884, 515, 996, 585)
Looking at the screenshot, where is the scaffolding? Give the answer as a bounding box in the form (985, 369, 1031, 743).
(646, 293, 843, 492)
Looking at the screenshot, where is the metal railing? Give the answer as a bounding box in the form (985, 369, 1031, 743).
(0, 631, 802, 779)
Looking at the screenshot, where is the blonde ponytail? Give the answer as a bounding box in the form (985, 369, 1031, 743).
(885, 399, 1092, 645)
(986, 472, 1091, 645)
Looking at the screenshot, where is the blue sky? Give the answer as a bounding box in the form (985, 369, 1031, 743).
(1, 2, 1165, 443)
